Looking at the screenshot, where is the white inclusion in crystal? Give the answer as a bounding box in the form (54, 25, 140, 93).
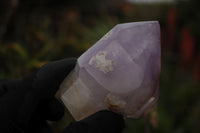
(89, 51, 114, 73)
(105, 93, 127, 109)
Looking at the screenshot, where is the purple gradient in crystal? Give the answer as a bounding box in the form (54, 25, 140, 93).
(60, 21, 161, 121)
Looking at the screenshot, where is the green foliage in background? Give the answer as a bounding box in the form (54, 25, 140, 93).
(0, 0, 200, 133)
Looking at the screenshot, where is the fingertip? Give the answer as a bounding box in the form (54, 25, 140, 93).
(40, 98, 65, 121)
(52, 58, 77, 78)
(33, 58, 77, 96)
(81, 110, 125, 133)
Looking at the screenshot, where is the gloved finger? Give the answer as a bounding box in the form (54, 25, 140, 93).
(62, 122, 88, 133)
(0, 79, 22, 97)
(0, 78, 36, 132)
(38, 97, 65, 121)
(62, 110, 125, 133)
(33, 58, 76, 98)
(0, 80, 8, 97)
(81, 110, 125, 133)
(24, 119, 53, 133)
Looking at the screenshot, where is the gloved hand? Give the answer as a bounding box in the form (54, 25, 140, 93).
(0, 58, 76, 133)
(0, 58, 125, 133)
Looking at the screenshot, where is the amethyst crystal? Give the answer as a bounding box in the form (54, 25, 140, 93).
(60, 21, 161, 121)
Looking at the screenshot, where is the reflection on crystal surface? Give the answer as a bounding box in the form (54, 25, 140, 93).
(60, 21, 161, 121)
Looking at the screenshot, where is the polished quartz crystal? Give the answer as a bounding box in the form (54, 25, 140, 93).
(60, 21, 161, 121)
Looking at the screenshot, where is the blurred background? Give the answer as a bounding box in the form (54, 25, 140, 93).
(0, 0, 200, 133)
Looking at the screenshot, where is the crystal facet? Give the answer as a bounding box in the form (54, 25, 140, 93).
(60, 21, 161, 121)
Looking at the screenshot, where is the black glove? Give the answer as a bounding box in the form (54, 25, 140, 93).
(0, 58, 125, 133)
(63, 110, 125, 133)
(0, 58, 76, 133)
